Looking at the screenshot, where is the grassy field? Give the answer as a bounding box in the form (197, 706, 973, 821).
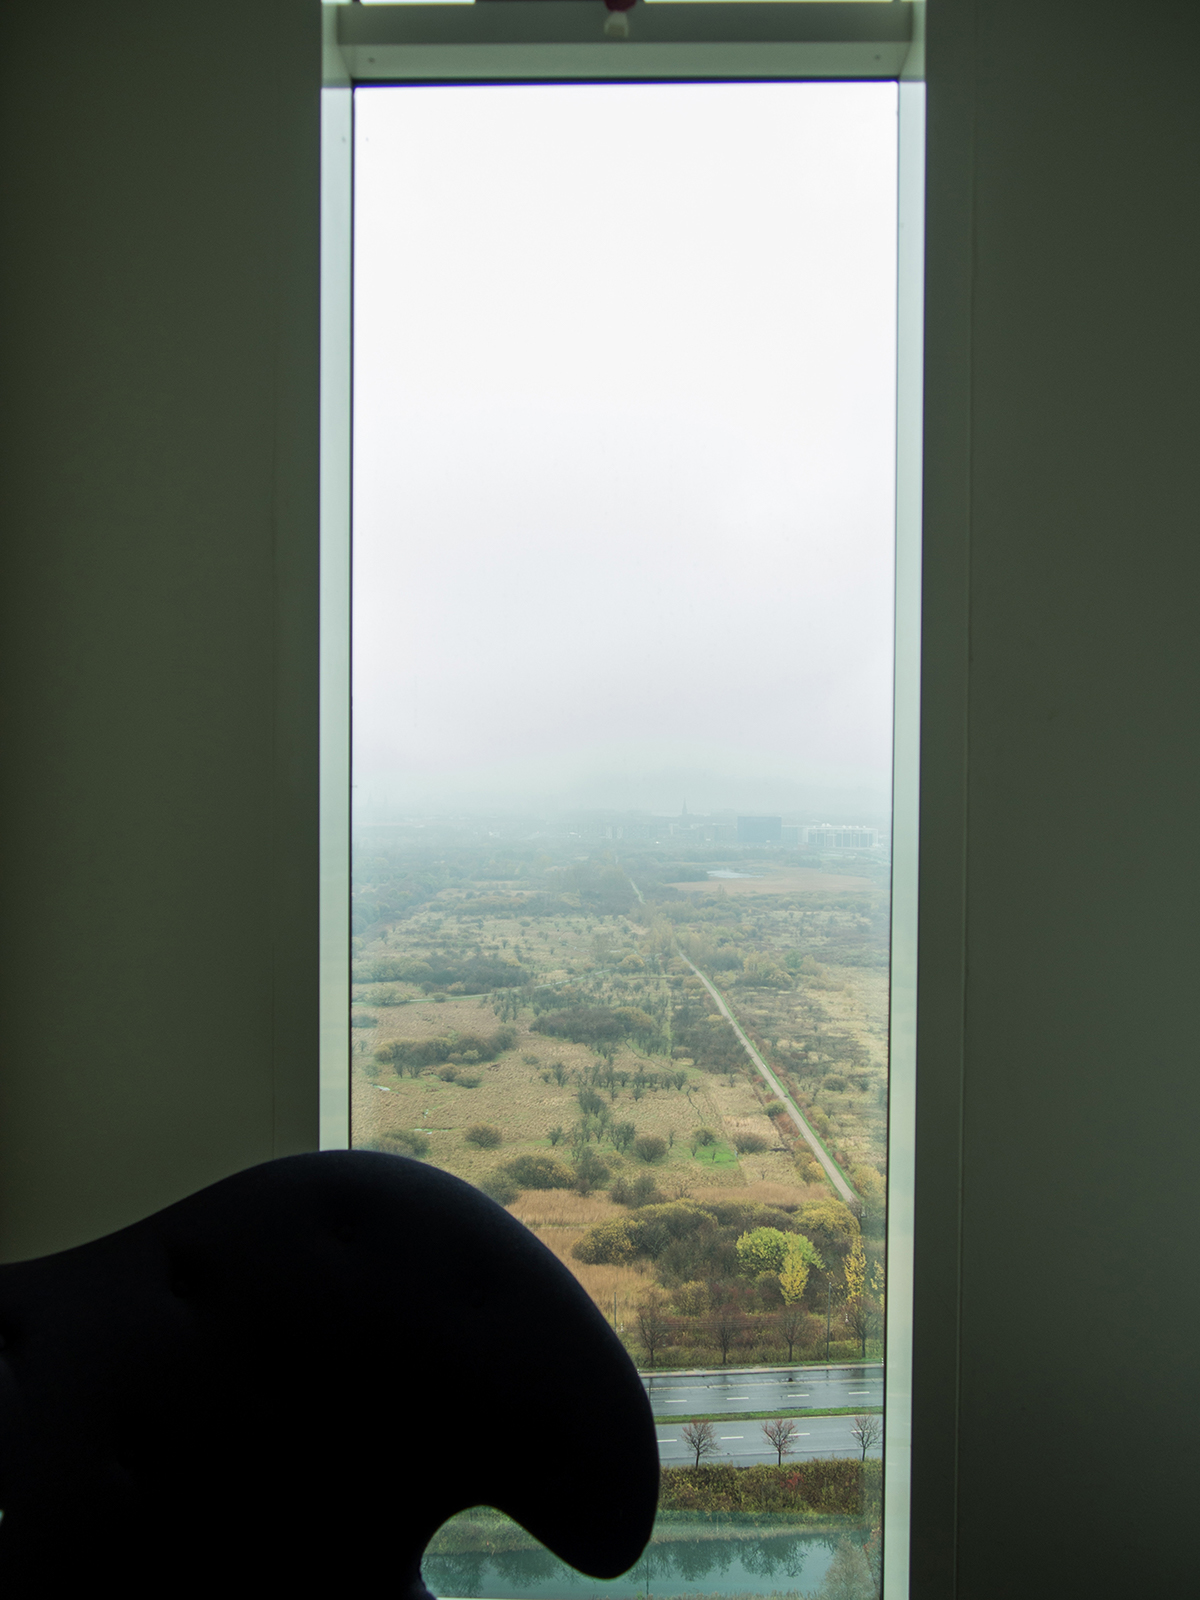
(349, 832, 889, 1364)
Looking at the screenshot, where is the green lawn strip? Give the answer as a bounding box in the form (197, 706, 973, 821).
(655, 1405, 883, 1426)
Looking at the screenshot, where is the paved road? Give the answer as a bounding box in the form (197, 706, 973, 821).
(680, 956, 857, 1204)
(656, 1409, 882, 1466)
(642, 1363, 883, 1418)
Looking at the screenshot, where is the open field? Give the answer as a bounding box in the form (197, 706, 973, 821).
(350, 830, 888, 1364)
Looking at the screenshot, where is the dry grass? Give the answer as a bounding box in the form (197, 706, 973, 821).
(522, 1219, 653, 1324)
(507, 1190, 621, 1229)
(690, 1179, 825, 1210)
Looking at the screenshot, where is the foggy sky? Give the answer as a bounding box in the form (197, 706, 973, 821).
(352, 82, 898, 821)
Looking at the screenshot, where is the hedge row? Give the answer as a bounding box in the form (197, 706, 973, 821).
(659, 1461, 881, 1520)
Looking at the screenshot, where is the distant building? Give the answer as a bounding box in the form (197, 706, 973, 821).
(737, 815, 782, 844)
(803, 824, 881, 850)
(781, 825, 801, 847)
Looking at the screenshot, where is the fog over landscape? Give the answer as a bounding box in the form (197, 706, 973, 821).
(352, 81, 898, 824)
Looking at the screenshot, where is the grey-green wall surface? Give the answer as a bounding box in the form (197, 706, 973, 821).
(0, 0, 321, 1260)
(913, 1, 1200, 1594)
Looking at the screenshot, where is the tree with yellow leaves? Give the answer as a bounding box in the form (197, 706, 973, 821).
(780, 1236, 821, 1304)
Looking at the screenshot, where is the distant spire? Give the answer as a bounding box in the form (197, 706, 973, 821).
(682, 800, 688, 816)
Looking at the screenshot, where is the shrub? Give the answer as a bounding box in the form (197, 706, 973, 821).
(478, 1173, 519, 1206)
(365, 985, 406, 1007)
(376, 1025, 515, 1078)
(464, 1124, 502, 1149)
(633, 1133, 668, 1164)
(380, 1129, 430, 1158)
(733, 1133, 768, 1153)
(573, 1218, 636, 1265)
(502, 1154, 573, 1190)
(658, 1459, 880, 1518)
(571, 1148, 612, 1194)
(610, 1172, 663, 1208)
(824, 1074, 847, 1092)
(764, 1101, 788, 1120)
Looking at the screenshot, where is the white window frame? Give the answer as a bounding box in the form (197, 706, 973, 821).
(319, 8, 924, 1595)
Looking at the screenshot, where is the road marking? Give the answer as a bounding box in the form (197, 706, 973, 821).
(847, 1391, 872, 1395)
(725, 1396, 750, 1400)
(720, 1436, 744, 1441)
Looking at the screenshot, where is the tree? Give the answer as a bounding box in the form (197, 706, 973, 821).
(818, 1536, 876, 1600)
(797, 1197, 859, 1263)
(762, 1416, 799, 1465)
(709, 1308, 744, 1365)
(635, 1291, 671, 1368)
(681, 1419, 718, 1467)
(844, 1229, 867, 1302)
(842, 1229, 871, 1355)
(735, 1226, 790, 1276)
(780, 1236, 822, 1305)
(843, 1294, 878, 1358)
(777, 1301, 807, 1361)
(851, 1413, 882, 1461)
(464, 1124, 502, 1149)
(850, 1164, 886, 1235)
(572, 1148, 610, 1194)
(633, 1133, 667, 1163)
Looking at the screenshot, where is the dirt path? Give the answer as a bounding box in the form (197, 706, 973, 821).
(680, 957, 857, 1206)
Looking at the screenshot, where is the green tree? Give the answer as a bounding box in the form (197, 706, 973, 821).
(464, 1124, 502, 1149)
(633, 1133, 667, 1163)
(850, 1165, 886, 1234)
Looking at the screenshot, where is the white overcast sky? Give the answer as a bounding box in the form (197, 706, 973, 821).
(353, 82, 897, 821)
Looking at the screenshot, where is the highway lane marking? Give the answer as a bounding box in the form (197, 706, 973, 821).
(719, 1436, 744, 1441)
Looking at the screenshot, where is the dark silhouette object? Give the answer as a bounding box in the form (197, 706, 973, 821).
(0, 1151, 659, 1596)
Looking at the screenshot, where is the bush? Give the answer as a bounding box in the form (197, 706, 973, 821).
(464, 1124, 502, 1149)
(365, 985, 406, 1007)
(824, 1074, 847, 1092)
(573, 1218, 636, 1265)
(478, 1173, 519, 1206)
(658, 1460, 881, 1518)
(633, 1133, 668, 1164)
(733, 1133, 768, 1153)
(572, 1148, 612, 1194)
(502, 1153, 573, 1190)
(380, 1129, 430, 1158)
(610, 1172, 664, 1208)
(764, 1101, 788, 1120)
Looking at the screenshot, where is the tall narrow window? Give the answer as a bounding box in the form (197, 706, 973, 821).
(352, 81, 897, 1599)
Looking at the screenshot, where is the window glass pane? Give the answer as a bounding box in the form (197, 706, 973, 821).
(353, 80, 896, 1600)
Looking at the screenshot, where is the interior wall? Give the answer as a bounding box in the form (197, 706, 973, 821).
(2, 0, 1196, 1590)
(913, 1, 1200, 1593)
(0, 0, 321, 1260)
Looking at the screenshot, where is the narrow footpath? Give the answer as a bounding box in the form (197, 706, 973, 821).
(623, 869, 856, 1205)
(680, 957, 857, 1205)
